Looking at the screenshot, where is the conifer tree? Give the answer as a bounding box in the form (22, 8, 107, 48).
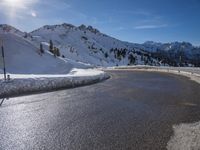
(104, 52, 108, 58)
(56, 48, 60, 57)
(128, 54, 136, 65)
(49, 40, 53, 53)
(40, 43, 44, 54)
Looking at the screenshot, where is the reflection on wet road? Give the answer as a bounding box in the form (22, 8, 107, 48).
(0, 70, 200, 150)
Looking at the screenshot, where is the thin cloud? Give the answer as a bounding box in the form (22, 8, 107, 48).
(114, 27, 126, 31)
(109, 9, 153, 17)
(134, 24, 168, 29)
(90, 17, 114, 25)
(129, 10, 152, 16)
(38, 1, 71, 10)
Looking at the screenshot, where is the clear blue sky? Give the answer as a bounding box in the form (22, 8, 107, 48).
(0, 0, 199, 45)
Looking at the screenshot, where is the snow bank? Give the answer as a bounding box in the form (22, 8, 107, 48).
(0, 69, 110, 98)
(106, 66, 200, 150)
(106, 65, 200, 84)
(167, 123, 200, 150)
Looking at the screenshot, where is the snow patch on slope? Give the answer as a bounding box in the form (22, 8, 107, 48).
(0, 31, 89, 74)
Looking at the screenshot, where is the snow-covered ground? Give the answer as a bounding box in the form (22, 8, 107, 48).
(0, 69, 110, 98)
(106, 66, 200, 150)
(0, 68, 104, 79)
(0, 32, 91, 74)
(167, 123, 200, 150)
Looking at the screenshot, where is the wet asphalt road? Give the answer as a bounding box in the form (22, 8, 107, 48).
(1, 70, 200, 150)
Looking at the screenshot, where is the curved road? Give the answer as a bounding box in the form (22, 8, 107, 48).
(0, 70, 200, 150)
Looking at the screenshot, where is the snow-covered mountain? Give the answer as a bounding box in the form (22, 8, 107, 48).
(141, 41, 200, 66)
(142, 41, 195, 54)
(30, 23, 200, 67)
(30, 23, 158, 67)
(0, 23, 199, 75)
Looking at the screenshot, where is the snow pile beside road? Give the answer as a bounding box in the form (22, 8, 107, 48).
(167, 123, 200, 150)
(0, 69, 110, 98)
(107, 65, 200, 84)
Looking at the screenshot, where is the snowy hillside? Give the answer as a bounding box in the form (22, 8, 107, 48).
(0, 24, 89, 74)
(30, 23, 159, 67)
